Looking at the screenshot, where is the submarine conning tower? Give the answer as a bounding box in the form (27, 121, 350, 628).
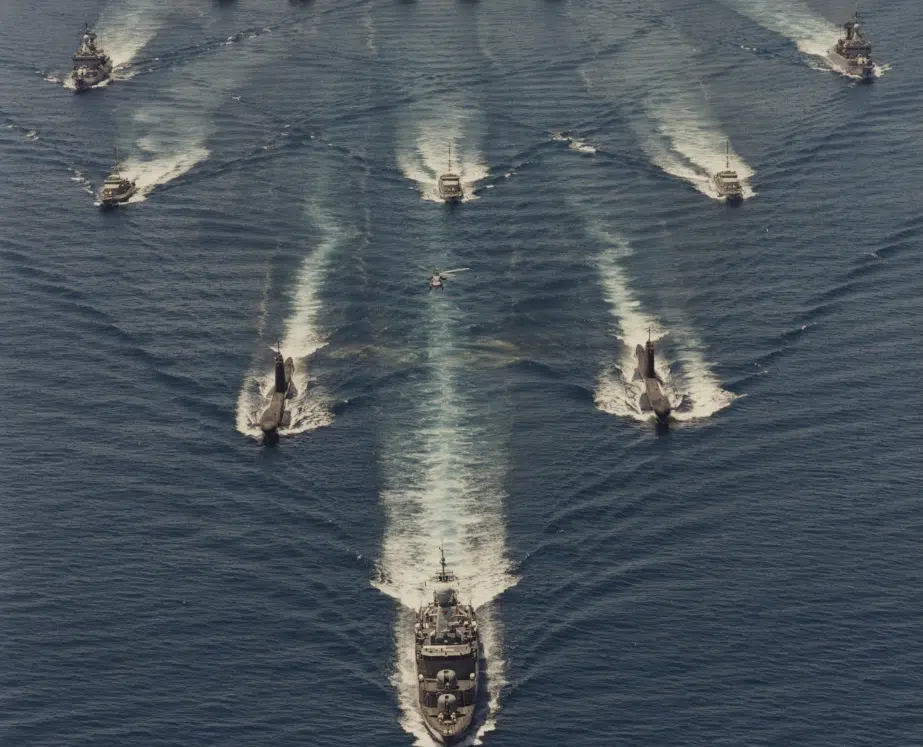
(644, 340, 656, 378)
(273, 353, 287, 393)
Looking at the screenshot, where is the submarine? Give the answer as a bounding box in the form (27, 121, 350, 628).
(633, 335, 671, 421)
(258, 347, 297, 435)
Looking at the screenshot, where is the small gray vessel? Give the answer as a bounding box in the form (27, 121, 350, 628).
(415, 549, 480, 745)
(71, 24, 112, 92)
(259, 346, 297, 436)
(437, 144, 463, 203)
(713, 140, 743, 203)
(633, 334, 671, 422)
(98, 157, 137, 206)
(827, 12, 874, 81)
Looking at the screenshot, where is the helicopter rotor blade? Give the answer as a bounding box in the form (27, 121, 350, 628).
(441, 268, 470, 274)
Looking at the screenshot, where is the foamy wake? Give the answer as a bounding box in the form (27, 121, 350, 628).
(637, 96, 756, 201)
(552, 132, 598, 155)
(397, 103, 488, 203)
(720, 0, 839, 63)
(236, 212, 342, 441)
(117, 147, 209, 203)
(96, 0, 166, 69)
(69, 168, 94, 195)
(373, 307, 516, 743)
(590, 229, 736, 422)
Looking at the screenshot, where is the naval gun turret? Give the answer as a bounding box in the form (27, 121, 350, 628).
(414, 548, 480, 744)
(633, 333, 672, 422)
(258, 345, 297, 436)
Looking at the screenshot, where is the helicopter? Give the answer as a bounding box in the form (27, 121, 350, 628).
(418, 266, 469, 290)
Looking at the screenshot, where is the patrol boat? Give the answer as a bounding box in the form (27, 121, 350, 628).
(415, 549, 479, 744)
(71, 24, 112, 92)
(713, 140, 743, 203)
(98, 155, 137, 206)
(827, 11, 874, 81)
(437, 144, 464, 203)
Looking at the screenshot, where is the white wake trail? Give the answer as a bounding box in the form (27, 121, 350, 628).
(637, 94, 757, 201)
(236, 210, 341, 440)
(373, 307, 515, 744)
(397, 101, 488, 203)
(720, 0, 839, 60)
(590, 228, 736, 422)
(96, 0, 167, 69)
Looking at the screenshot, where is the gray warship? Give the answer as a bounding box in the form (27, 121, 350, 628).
(827, 12, 874, 81)
(712, 140, 743, 202)
(71, 24, 112, 92)
(633, 334, 672, 422)
(259, 346, 297, 436)
(415, 550, 480, 744)
(437, 144, 463, 203)
(98, 157, 137, 206)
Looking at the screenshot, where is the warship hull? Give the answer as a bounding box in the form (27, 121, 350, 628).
(422, 712, 474, 745)
(73, 65, 112, 92)
(826, 50, 874, 81)
(99, 185, 138, 206)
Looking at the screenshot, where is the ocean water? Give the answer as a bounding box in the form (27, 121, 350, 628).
(2, 0, 922, 745)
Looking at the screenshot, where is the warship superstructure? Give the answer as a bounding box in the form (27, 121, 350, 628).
(71, 24, 112, 92)
(713, 140, 743, 203)
(827, 12, 874, 81)
(437, 144, 464, 203)
(415, 550, 479, 744)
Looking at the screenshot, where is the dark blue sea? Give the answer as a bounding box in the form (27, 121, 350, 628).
(2, 0, 922, 744)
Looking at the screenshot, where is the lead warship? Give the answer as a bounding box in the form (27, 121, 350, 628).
(827, 12, 874, 81)
(415, 550, 479, 744)
(71, 24, 112, 92)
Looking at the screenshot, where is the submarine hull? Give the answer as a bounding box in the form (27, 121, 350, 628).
(635, 345, 672, 421)
(259, 393, 286, 433)
(258, 357, 296, 433)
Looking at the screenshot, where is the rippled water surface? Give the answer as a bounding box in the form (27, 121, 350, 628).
(2, 0, 921, 745)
